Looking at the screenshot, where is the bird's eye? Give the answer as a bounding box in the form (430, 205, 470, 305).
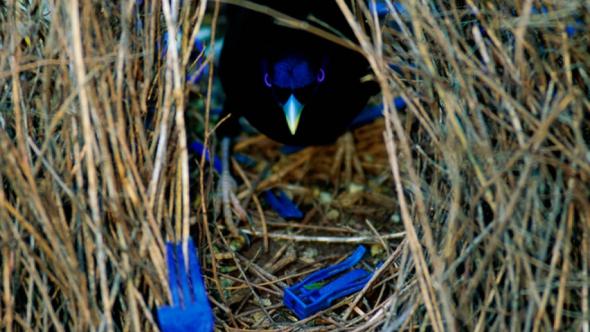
(317, 68, 325, 83)
(264, 73, 272, 88)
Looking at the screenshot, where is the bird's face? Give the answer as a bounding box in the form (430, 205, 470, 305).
(261, 55, 326, 135)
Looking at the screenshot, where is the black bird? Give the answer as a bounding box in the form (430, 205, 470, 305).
(216, 0, 377, 231)
(218, 0, 376, 146)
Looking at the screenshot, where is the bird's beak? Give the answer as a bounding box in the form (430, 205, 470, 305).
(283, 94, 304, 135)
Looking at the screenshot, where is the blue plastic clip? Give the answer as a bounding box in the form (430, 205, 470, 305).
(157, 239, 214, 332)
(264, 190, 304, 220)
(283, 246, 374, 319)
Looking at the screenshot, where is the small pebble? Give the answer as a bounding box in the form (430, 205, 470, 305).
(370, 244, 385, 257)
(257, 298, 272, 307)
(348, 182, 364, 194)
(319, 191, 332, 205)
(301, 247, 318, 264)
(326, 209, 340, 221)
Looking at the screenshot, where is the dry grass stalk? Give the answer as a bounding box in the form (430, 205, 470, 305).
(1, 0, 589, 331)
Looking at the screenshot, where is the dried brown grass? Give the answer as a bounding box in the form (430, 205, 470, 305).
(1, 0, 589, 331)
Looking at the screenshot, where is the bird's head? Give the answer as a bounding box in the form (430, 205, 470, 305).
(261, 55, 327, 135)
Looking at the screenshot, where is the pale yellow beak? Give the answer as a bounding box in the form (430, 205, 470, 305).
(283, 94, 304, 135)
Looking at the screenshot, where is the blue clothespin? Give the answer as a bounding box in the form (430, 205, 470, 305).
(283, 246, 374, 319)
(264, 190, 304, 220)
(157, 239, 214, 332)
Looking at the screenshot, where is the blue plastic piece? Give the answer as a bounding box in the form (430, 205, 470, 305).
(186, 38, 208, 84)
(389, 63, 404, 75)
(160, 30, 210, 84)
(350, 105, 383, 129)
(264, 190, 303, 220)
(565, 18, 584, 38)
(349, 96, 407, 129)
(393, 96, 407, 109)
(529, 6, 583, 38)
(190, 140, 222, 174)
(283, 246, 374, 319)
(233, 153, 257, 168)
(530, 5, 549, 15)
(157, 239, 214, 332)
(370, 1, 408, 18)
(279, 145, 306, 155)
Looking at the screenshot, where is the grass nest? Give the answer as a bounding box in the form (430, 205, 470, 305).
(1, 0, 589, 331)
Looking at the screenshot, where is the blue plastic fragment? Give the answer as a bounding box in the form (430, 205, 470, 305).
(186, 38, 208, 84)
(565, 18, 584, 38)
(370, 1, 408, 18)
(280, 145, 306, 155)
(350, 105, 382, 129)
(369, 1, 410, 32)
(160, 30, 210, 84)
(393, 96, 407, 109)
(389, 63, 404, 75)
(529, 6, 583, 38)
(157, 239, 214, 332)
(190, 140, 222, 174)
(530, 5, 549, 15)
(349, 96, 406, 129)
(283, 246, 374, 319)
(233, 153, 257, 168)
(369, 2, 387, 17)
(264, 190, 303, 220)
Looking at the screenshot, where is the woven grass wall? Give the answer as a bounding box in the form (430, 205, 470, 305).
(0, 0, 589, 330)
